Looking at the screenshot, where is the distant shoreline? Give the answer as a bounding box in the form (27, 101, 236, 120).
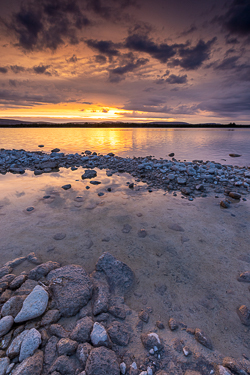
(0, 123, 250, 128)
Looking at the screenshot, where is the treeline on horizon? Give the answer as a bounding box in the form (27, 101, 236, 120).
(0, 122, 249, 128)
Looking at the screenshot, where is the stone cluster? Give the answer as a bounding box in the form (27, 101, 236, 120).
(0, 253, 249, 375)
(0, 149, 249, 199)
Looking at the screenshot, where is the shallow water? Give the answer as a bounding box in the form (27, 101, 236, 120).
(0, 127, 249, 166)
(0, 168, 250, 359)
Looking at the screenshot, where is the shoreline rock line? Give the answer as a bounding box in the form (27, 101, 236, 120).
(0, 149, 249, 200)
(0, 252, 249, 374)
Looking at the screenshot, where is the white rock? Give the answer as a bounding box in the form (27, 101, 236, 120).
(120, 362, 126, 375)
(90, 322, 108, 346)
(19, 328, 41, 362)
(0, 357, 10, 375)
(131, 362, 137, 370)
(14, 286, 48, 323)
(0, 316, 14, 338)
(147, 367, 153, 375)
(7, 330, 29, 359)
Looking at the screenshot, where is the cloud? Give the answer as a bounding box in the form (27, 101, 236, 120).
(66, 54, 78, 63)
(0, 67, 8, 74)
(165, 74, 187, 84)
(85, 0, 136, 20)
(10, 65, 26, 74)
(82, 101, 92, 104)
(223, 0, 250, 36)
(7, 0, 91, 51)
(169, 38, 217, 70)
(33, 64, 51, 74)
(109, 57, 148, 82)
(214, 56, 240, 70)
(9, 79, 17, 87)
(179, 25, 197, 37)
(125, 33, 177, 63)
(102, 108, 109, 112)
(86, 39, 120, 60)
(95, 55, 107, 64)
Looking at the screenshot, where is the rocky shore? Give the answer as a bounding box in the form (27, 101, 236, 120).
(0, 252, 250, 375)
(0, 149, 249, 201)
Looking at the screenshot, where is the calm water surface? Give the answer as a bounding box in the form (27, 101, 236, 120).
(0, 127, 249, 166)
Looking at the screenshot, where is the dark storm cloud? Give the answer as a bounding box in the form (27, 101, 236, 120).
(86, 40, 120, 60)
(33, 64, 51, 75)
(7, 0, 91, 51)
(169, 38, 217, 70)
(125, 34, 177, 63)
(109, 57, 148, 83)
(165, 74, 187, 84)
(10, 65, 26, 74)
(0, 67, 8, 74)
(223, 0, 250, 36)
(95, 55, 107, 64)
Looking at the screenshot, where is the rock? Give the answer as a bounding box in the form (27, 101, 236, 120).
(138, 229, 147, 238)
(57, 338, 78, 356)
(41, 309, 61, 326)
(215, 365, 233, 375)
(196, 184, 205, 191)
(4, 257, 26, 268)
(122, 224, 132, 233)
(156, 321, 165, 329)
(14, 285, 49, 323)
(95, 252, 134, 296)
(223, 357, 247, 375)
(9, 275, 27, 290)
(6, 330, 29, 359)
(49, 324, 69, 338)
(51, 148, 60, 153)
(11, 350, 43, 375)
(61, 184, 71, 190)
(0, 290, 12, 304)
(1, 330, 13, 350)
(181, 187, 191, 195)
(107, 321, 131, 346)
(70, 317, 93, 343)
(237, 305, 250, 326)
(81, 170, 97, 179)
(49, 355, 77, 375)
(85, 347, 120, 375)
(237, 272, 250, 283)
(1, 296, 25, 318)
(44, 336, 59, 367)
(177, 177, 186, 185)
(26, 252, 40, 265)
(91, 322, 109, 347)
(0, 316, 14, 338)
(91, 273, 110, 316)
(19, 328, 41, 362)
(168, 224, 184, 232)
(53, 233, 66, 240)
(47, 265, 93, 317)
(0, 357, 10, 375)
(168, 153, 174, 157)
(76, 343, 92, 367)
(229, 153, 241, 157)
(139, 310, 149, 323)
(13, 279, 38, 296)
(168, 318, 178, 331)
(28, 261, 60, 280)
(194, 328, 213, 350)
(141, 332, 162, 351)
(0, 273, 15, 284)
(120, 362, 126, 375)
(220, 200, 230, 208)
(108, 304, 126, 320)
(26, 207, 34, 212)
(0, 266, 12, 279)
(229, 192, 241, 199)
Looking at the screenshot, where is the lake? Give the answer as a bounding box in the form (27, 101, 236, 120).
(0, 127, 249, 166)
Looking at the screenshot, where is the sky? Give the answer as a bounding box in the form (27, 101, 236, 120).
(0, 0, 249, 124)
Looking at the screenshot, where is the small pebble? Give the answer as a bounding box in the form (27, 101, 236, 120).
(53, 233, 66, 240)
(61, 184, 71, 190)
(98, 192, 104, 196)
(26, 207, 34, 212)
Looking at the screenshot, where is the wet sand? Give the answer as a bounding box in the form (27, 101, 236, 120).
(0, 167, 250, 361)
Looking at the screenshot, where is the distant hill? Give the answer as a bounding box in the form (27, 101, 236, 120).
(0, 119, 50, 125)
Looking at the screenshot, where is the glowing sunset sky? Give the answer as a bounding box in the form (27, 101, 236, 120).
(0, 0, 249, 123)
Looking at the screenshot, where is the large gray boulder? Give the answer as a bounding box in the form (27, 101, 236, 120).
(12, 350, 43, 375)
(95, 253, 134, 296)
(19, 328, 41, 362)
(85, 347, 119, 375)
(14, 286, 48, 323)
(47, 265, 93, 317)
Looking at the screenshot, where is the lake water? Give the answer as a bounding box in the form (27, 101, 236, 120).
(0, 127, 249, 166)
